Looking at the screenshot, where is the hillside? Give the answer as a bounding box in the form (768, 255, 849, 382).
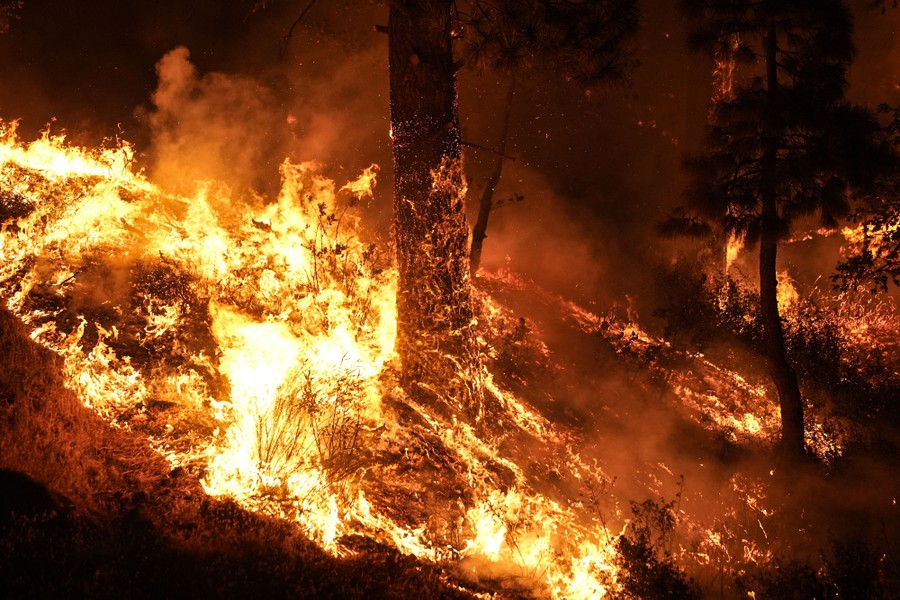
(1, 122, 899, 598)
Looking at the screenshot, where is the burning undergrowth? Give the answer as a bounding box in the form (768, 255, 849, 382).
(476, 266, 899, 597)
(1, 121, 897, 598)
(655, 257, 900, 458)
(0, 121, 626, 598)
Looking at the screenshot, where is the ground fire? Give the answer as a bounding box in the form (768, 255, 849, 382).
(2, 1, 900, 598)
(2, 117, 898, 598)
(0, 122, 627, 597)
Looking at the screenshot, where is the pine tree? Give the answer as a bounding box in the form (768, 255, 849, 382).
(255, 0, 638, 415)
(388, 0, 481, 412)
(677, 0, 880, 459)
(834, 105, 900, 292)
(457, 0, 639, 274)
(387, 0, 637, 413)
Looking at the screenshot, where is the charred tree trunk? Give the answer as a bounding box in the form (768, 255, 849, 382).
(388, 0, 482, 414)
(761, 20, 805, 460)
(470, 73, 516, 275)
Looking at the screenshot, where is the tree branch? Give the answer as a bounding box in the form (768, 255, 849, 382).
(461, 140, 516, 161)
(280, 0, 318, 57)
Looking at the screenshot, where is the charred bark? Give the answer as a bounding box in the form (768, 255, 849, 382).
(761, 20, 805, 460)
(759, 210, 805, 459)
(470, 73, 516, 275)
(388, 0, 482, 414)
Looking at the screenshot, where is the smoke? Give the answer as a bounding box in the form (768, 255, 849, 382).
(848, 0, 900, 106)
(472, 161, 608, 305)
(142, 41, 390, 192)
(136, 12, 392, 230)
(1, 3, 898, 594)
(145, 46, 282, 193)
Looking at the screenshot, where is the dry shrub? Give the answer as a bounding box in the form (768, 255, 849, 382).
(656, 258, 900, 447)
(616, 495, 701, 600)
(254, 362, 364, 490)
(737, 537, 900, 600)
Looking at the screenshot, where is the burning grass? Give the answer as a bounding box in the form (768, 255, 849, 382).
(0, 121, 624, 598)
(655, 257, 900, 458)
(1, 120, 898, 598)
(478, 267, 900, 598)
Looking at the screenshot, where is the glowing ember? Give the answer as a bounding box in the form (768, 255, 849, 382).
(0, 120, 625, 598)
(3, 116, 887, 598)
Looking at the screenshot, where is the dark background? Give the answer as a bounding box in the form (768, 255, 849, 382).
(1, 0, 898, 313)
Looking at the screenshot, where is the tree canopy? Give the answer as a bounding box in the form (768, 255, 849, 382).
(674, 0, 886, 459)
(678, 0, 878, 237)
(455, 0, 638, 86)
(0, 0, 22, 33)
(834, 104, 900, 292)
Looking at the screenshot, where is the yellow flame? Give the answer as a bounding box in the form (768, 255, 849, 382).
(725, 233, 743, 271)
(0, 119, 625, 599)
(776, 270, 798, 313)
(339, 163, 379, 199)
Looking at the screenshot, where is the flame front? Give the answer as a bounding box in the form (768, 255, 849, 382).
(4, 117, 891, 598)
(0, 120, 625, 598)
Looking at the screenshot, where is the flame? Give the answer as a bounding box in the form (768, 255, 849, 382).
(776, 270, 798, 313)
(9, 116, 876, 598)
(840, 220, 900, 255)
(712, 33, 741, 105)
(5, 118, 890, 596)
(0, 120, 625, 598)
(725, 233, 743, 271)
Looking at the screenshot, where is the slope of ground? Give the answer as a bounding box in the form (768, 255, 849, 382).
(1, 124, 898, 598)
(477, 269, 900, 597)
(0, 305, 502, 599)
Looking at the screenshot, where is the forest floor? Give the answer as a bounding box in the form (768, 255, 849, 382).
(1, 269, 899, 598)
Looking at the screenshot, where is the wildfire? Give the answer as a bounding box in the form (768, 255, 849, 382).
(0, 120, 625, 599)
(4, 117, 883, 598)
(840, 220, 899, 254)
(775, 270, 799, 313)
(725, 233, 743, 271)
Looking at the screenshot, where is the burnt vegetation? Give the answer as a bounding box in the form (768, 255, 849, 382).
(1, 0, 900, 598)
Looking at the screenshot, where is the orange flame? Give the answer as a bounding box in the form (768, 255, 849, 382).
(0, 120, 624, 598)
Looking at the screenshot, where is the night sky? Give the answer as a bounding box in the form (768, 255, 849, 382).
(1, 0, 898, 311)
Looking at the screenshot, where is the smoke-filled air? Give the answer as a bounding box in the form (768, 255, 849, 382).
(0, 1, 898, 598)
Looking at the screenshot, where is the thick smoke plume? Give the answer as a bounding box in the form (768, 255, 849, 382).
(147, 46, 280, 193)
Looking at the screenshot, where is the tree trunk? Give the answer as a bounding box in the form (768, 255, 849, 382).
(388, 0, 482, 414)
(761, 19, 805, 460)
(470, 73, 516, 275)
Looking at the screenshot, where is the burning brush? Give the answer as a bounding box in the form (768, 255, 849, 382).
(0, 120, 630, 599)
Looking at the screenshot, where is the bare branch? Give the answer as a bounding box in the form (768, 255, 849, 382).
(461, 140, 516, 161)
(279, 0, 318, 57)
